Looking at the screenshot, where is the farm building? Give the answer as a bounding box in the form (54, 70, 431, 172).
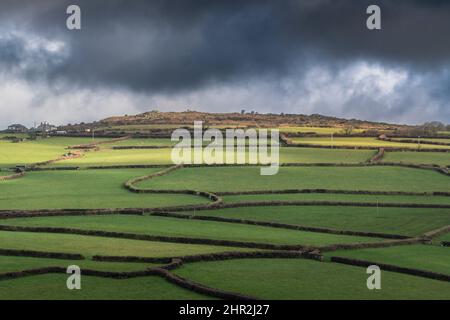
(6, 124, 28, 133)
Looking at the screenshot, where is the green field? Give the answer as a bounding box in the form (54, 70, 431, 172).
(0, 169, 206, 209)
(46, 147, 374, 167)
(186, 206, 450, 236)
(137, 166, 450, 193)
(327, 245, 450, 275)
(222, 193, 450, 205)
(0, 231, 245, 258)
(0, 274, 209, 300)
(174, 258, 450, 299)
(0, 137, 110, 168)
(383, 151, 450, 166)
(278, 127, 365, 134)
(0, 255, 158, 273)
(0, 215, 381, 246)
(290, 137, 450, 149)
(1, 135, 449, 300)
(438, 233, 450, 242)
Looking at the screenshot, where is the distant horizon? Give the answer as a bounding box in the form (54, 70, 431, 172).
(4, 109, 448, 133)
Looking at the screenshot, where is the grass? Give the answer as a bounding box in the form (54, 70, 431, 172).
(137, 166, 450, 193)
(0, 137, 110, 168)
(186, 206, 450, 236)
(326, 245, 450, 275)
(278, 127, 365, 134)
(438, 233, 450, 242)
(174, 258, 450, 299)
(383, 151, 450, 166)
(223, 193, 450, 205)
(0, 255, 159, 273)
(0, 215, 382, 246)
(390, 138, 450, 144)
(0, 169, 207, 210)
(0, 274, 209, 300)
(0, 230, 247, 258)
(290, 137, 450, 149)
(48, 147, 374, 167)
(110, 138, 175, 147)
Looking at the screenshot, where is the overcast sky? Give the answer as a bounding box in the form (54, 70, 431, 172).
(0, 0, 449, 128)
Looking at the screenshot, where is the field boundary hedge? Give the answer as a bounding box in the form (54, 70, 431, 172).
(330, 256, 450, 282)
(422, 225, 450, 239)
(379, 137, 450, 147)
(0, 169, 25, 181)
(93, 250, 323, 264)
(153, 268, 257, 300)
(150, 211, 410, 240)
(216, 188, 450, 197)
(319, 237, 424, 252)
(0, 248, 84, 260)
(368, 148, 385, 163)
(67, 136, 131, 150)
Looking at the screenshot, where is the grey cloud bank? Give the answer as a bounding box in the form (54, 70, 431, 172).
(0, 0, 449, 127)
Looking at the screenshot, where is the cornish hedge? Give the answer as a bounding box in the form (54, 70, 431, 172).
(331, 256, 450, 282)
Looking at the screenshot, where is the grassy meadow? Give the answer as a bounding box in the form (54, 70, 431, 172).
(0, 133, 449, 300)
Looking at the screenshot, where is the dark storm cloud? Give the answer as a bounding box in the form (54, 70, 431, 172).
(0, 0, 449, 93)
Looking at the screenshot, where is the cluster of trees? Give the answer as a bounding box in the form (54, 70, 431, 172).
(413, 122, 450, 135)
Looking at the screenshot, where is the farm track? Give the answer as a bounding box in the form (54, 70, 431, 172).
(1, 138, 450, 299)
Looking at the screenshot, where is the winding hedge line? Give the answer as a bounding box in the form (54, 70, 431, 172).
(154, 268, 257, 300)
(331, 256, 450, 282)
(124, 164, 223, 207)
(422, 225, 450, 239)
(93, 250, 323, 264)
(68, 136, 131, 150)
(150, 211, 409, 240)
(112, 146, 172, 150)
(0, 225, 311, 251)
(0, 170, 25, 181)
(0, 248, 84, 260)
(368, 148, 385, 163)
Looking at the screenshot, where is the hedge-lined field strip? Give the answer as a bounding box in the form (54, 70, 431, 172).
(149, 211, 410, 240)
(0, 255, 161, 274)
(221, 193, 450, 206)
(326, 244, 450, 277)
(0, 221, 384, 249)
(0, 230, 248, 258)
(184, 206, 450, 237)
(45, 147, 376, 168)
(383, 137, 450, 147)
(216, 188, 450, 197)
(173, 258, 450, 299)
(383, 151, 450, 167)
(0, 274, 212, 300)
(135, 166, 450, 193)
(287, 137, 450, 150)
